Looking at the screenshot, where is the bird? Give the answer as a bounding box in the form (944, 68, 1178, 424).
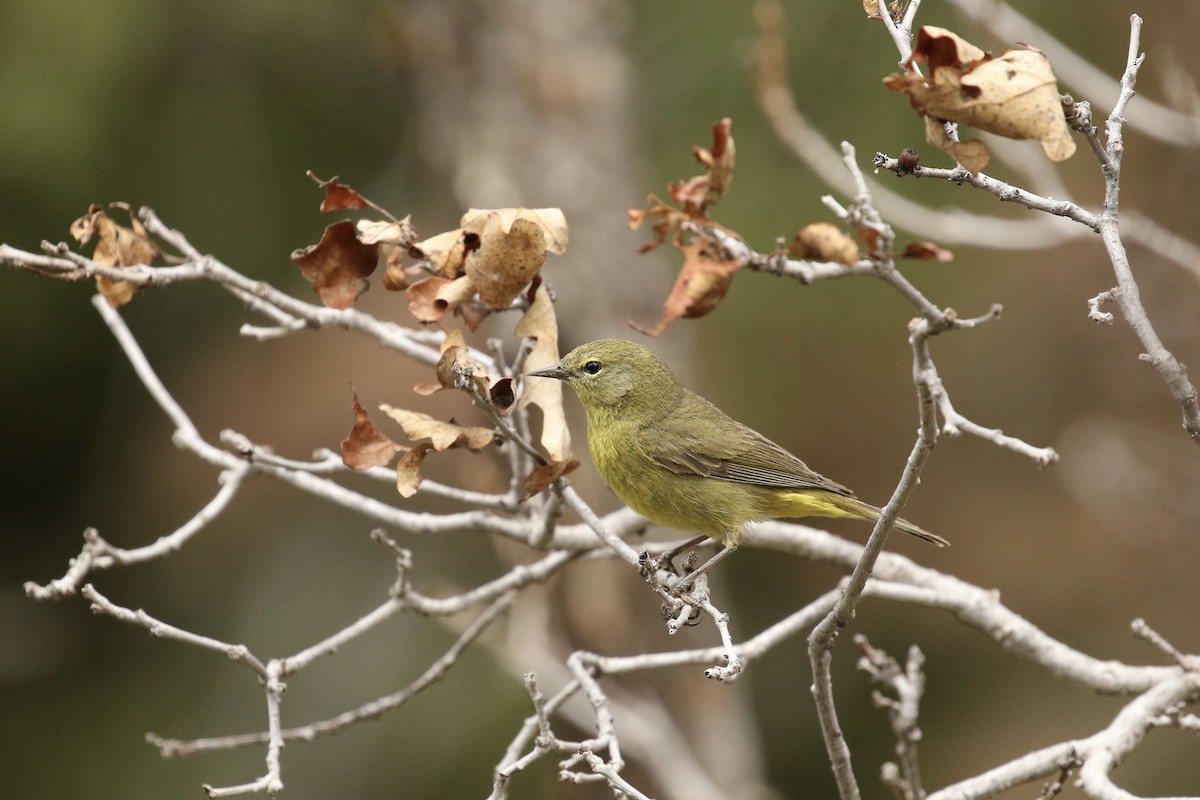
(528, 339, 946, 583)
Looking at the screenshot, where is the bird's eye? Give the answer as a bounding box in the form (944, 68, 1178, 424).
(583, 360, 602, 375)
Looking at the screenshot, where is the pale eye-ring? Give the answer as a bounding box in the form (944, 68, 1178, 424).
(583, 360, 602, 375)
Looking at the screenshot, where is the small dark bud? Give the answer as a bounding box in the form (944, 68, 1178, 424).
(897, 147, 921, 175)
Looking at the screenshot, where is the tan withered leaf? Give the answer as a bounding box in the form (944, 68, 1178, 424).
(413, 328, 492, 397)
(901, 240, 954, 262)
(516, 280, 572, 462)
(631, 240, 741, 337)
(922, 116, 991, 174)
(489, 378, 516, 413)
(309, 172, 370, 212)
(462, 208, 568, 309)
(291, 220, 379, 309)
(523, 458, 580, 497)
(629, 120, 738, 252)
(70, 203, 163, 308)
(395, 442, 435, 498)
(404, 274, 475, 323)
(461, 208, 568, 256)
(466, 215, 545, 308)
(351, 218, 418, 292)
(789, 222, 860, 266)
(379, 405, 499, 497)
(885, 26, 1075, 173)
(410, 228, 471, 279)
(341, 392, 404, 470)
(380, 243, 409, 291)
(356, 217, 416, 246)
(669, 117, 735, 214)
(405, 276, 453, 322)
(380, 406, 498, 451)
(627, 196, 690, 252)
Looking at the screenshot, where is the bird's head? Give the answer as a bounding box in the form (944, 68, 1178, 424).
(528, 339, 680, 413)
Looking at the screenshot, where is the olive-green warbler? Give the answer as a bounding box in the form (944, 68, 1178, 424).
(530, 339, 946, 578)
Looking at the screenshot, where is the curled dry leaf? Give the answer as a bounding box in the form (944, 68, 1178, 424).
(461, 207, 568, 256)
(410, 228, 472, 279)
(627, 195, 690, 252)
(405, 207, 567, 324)
(516, 280, 572, 462)
(884, 26, 1076, 174)
(631, 240, 741, 337)
(922, 117, 991, 174)
(462, 208, 567, 309)
(380, 244, 409, 291)
(901, 240, 954, 262)
(629, 119, 738, 253)
(489, 378, 516, 413)
(394, 442, 435, 497)
(291, 220, 379, 309)
(789, 222, 860, 266)
(356, 217, 416, 246)
(406, 276, 454, 322)
(467, 215, 545, 309)
(341, 392, 404, 470)
(308, 172, 370, 212)
(70, 203, 163, 307)
(380, 406, 498, 451)
(404, 274, 476, 323)
(358, 218, 419, 293)
(669, 117, 735, 214)
(522, 458, 580, 498)
(379, 405, 500, 498)
(412, 328, 492, 397)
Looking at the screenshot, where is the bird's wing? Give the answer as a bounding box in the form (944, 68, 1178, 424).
(643, 392, 855, 497)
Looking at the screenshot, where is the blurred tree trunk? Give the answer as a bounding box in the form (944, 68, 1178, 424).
(394, 0, 670, 341)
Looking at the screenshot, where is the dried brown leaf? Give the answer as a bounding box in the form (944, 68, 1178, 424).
(70, 203, 163, 308)
(630, 241, 741, 336)
(522, 458, 580, 497)
(357, 217, 416, 246)
(461, 207, 568, 255)
(669, 118, 735, 213)
(395, 442, 434, 498)
(406, 276, 452, 322)
(901, 240, 954, 262)
(626, 195, 692, 252)
(516, 281, 572, 462)
(886, 26, 1075, 174)
(380, 243, 409, 291)
(463, 210, 559, 309)
(924, 116, 992, 173)
(381, 405, 496, 497)
(341, 392, 404, 469)
(379, 405, 499, 451)
(413, 328, 492, 397)
(291, 220, 379, 309)
(410, 228, 471, 279)
(789, 222, 860, 266)
(309, 172, 370, 212)
(489, 378, 516, 413)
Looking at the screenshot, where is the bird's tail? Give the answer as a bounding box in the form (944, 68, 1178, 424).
(835, 495, 949, 547)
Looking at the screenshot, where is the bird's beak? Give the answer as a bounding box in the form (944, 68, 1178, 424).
(528, 363, 570, 380)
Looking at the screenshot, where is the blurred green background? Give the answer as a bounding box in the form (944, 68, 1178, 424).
(3, 1, 1200, 797)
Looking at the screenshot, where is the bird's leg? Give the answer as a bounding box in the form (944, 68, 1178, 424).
(675, 544, 737, 590)
(640, 535, 711, 583)
(659, 534, 711, 573)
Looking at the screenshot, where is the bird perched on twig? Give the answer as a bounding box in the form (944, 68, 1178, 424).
(529, 339, 947, 583)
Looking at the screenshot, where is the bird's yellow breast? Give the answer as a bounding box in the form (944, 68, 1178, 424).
(585, 411, 760, 546)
